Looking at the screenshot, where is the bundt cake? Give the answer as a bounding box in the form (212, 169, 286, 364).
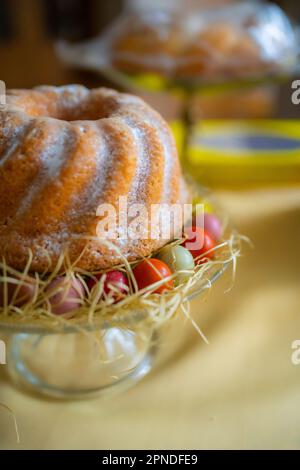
(0, 85, 188, 273)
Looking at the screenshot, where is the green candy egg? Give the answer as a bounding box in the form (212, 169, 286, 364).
(158, 245, 195, 285)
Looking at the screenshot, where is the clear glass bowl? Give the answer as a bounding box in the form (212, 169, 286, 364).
(0, 260, 229, 400)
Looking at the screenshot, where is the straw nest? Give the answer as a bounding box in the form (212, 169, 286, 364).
(0, 185, 245, 333)
(0, 237, 243, 334)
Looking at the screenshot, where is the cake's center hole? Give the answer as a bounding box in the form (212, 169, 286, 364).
(27, 96, 110, 121)
(57, 105, 108, 122)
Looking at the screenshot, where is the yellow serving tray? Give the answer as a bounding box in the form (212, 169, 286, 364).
(174, 120, 300, 188)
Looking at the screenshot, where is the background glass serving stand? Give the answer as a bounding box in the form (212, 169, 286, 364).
(57, 34, 300, 159)
(0, 248, 230, 400)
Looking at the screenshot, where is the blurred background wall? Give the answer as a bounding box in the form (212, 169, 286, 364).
(0, 0, 121, 88)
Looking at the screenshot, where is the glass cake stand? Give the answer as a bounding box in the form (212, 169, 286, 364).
(0, 180, 236, 400)
(0, 260, 230, 400)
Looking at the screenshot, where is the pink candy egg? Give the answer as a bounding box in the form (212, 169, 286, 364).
(0, 275, 36, 307)
(203, 213, 222, 241)
(45, 276, 84, 317)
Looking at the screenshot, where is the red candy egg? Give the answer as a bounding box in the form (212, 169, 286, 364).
(133, 258, 174, 294)
(182, 226, 215, 264)
(88, 270, 129, 302)
(45, 276, 84, 317)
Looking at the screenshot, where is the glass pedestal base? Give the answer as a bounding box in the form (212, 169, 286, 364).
(6, 327, 155, 399)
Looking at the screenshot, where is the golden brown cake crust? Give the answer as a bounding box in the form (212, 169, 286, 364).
(0, 85, 188, 273)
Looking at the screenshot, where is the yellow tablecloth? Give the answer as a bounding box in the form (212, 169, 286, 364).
(1, 187, 300, 450)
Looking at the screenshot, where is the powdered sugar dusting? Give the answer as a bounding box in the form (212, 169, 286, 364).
(15, 120, 76, 218)
(120, 117, 149, 201)
(0, 112, 31, 167)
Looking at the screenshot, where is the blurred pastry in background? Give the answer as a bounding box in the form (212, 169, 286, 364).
(108, 1, 298, 82)
(176, 23, 268, 81)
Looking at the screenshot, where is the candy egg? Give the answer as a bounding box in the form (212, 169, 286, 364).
(204, 213, 222, 241)
(88, 270, 129, 302)
(158, 245, 194, 284)
(182, 226, 215, 264)
(133, 258, 174, 294)
(0, 275, 36, 307)
(45, 276, 84, 316)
